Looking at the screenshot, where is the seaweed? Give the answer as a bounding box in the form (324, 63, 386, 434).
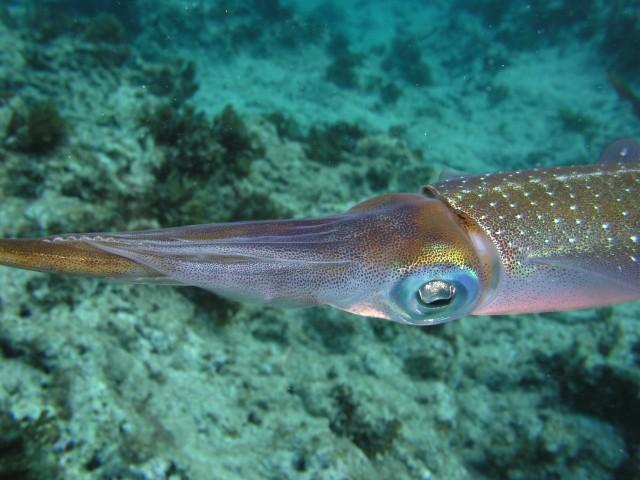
(305, 121, 366, 164)
(325, 54, 362, 89)
(2, 160, 45, 199)
(138, 102, 227, 224)
(24, 4, 73, 43)
(537, 344, 640, 476)
(329, 384, 400, 459)
(382, 34, 432, 86)
(230, 191, 291, 221)
(326, 32, 350, 57)
(608, 72, 640, 119)
(139, 59, 198, 106)
(0, 410, 61, 480)
(21, 47, 53, 71)
(82, 13, 127, 44)
(143, 104, 224, 180)
(80, 14, 130, 66)
(0, 5, 10, 27)
(604, 5, 640, 75)
(251, 314, 290, 345)
(211, 1, 322, 54)
(379, 81, 402, 104)
(5, 100, 66, 154)
(38, 0, 140, 33)
(531, 1, 594, 34)
(325, 33, 364, 89)
(265, 111, 304, 141)
(153, 175, 222, 226)
(138, 103, 203, 147)
(212, 105, 265, 176)
(485, 83, 510, 107)
(402, 348, 452, 381)
(252, 0, 293, 22)
(457, 0, 507, 26)
(458, 0, 597, 50)
(0, 77, 20, 105)
(557, 106, 597, 139)
(273, 16, 325, 49)
(139, 103, 270, 225)
(141, 103, 265, 172)
(305, 312, 356, 353)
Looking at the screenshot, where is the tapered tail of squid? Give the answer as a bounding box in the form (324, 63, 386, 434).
(0, 237, 165, 282)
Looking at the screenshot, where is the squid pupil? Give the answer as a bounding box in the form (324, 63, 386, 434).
(423, 297, 452, 308)
(417, 280, 456, 308)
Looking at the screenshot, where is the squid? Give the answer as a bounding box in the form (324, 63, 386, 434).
(0, 138, 638, 325)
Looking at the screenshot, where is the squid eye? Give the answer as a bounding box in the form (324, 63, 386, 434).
(417, 280, 456, 308)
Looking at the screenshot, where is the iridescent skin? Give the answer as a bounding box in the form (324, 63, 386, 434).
(0, 161, 638, 326)
(432, 162, 640, 316)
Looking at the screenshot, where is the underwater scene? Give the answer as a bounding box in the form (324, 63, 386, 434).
(0, 0, 639, 479)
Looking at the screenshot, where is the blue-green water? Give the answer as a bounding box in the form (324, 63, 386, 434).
(0, 1, 639, 479)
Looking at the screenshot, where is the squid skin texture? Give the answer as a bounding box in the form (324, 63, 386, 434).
(0, 159, 638, 325)
(433, 161, 640, 316)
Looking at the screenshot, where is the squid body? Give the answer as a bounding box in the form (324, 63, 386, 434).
(1, 139, 639, 325)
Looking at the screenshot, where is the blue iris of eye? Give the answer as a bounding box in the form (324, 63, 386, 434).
(389, 267, 481, 325)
